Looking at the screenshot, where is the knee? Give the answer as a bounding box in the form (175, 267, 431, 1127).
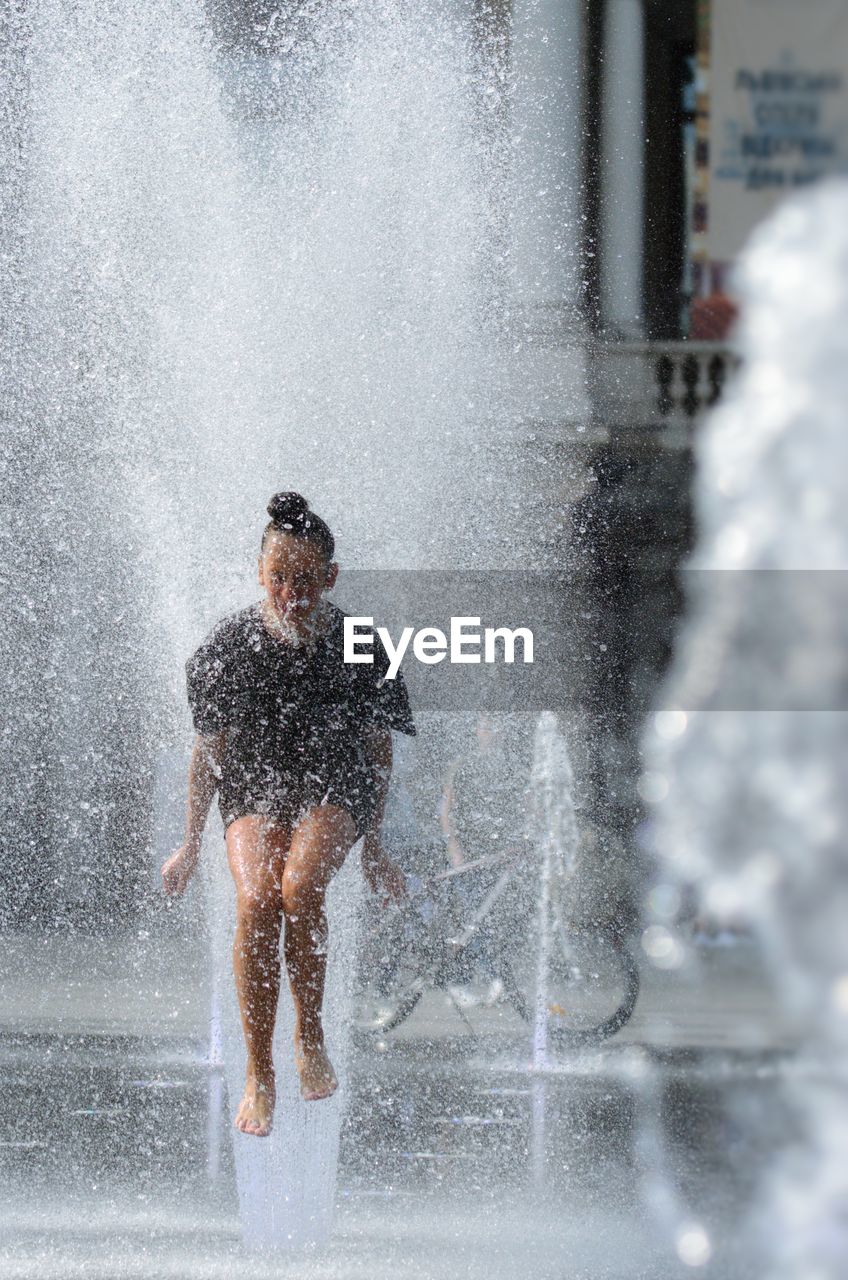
(235, 885, 282, 936)
(281, 866, 323, 921)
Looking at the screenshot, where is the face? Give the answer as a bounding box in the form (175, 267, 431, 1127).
(258, 532, 338, 631)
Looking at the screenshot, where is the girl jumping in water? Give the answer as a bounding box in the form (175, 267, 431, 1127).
(161, 491, 416, 1137)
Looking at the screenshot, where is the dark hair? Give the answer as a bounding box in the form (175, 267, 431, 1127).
(261, 491, 335, 561)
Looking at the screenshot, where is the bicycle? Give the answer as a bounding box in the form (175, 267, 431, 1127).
(354, 840, 640, 1048)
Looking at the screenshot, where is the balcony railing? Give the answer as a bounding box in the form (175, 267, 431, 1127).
(588, 341, 741, 446)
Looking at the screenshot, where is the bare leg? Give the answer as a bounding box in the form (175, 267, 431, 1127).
(226, 816, 290, 1136)
(282, 805, 356, 1101)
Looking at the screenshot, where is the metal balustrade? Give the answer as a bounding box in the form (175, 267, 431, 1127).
(588, 341, 741, 446)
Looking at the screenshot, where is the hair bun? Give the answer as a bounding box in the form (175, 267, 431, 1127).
(267, 491, 309, 525)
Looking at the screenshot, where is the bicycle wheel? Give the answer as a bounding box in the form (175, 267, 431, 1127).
(504, 925, 640, 1047)
(353, 901, 433, 1034)
(354, 960, 428, 1033)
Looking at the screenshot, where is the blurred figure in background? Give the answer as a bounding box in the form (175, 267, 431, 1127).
(439, 711, 532, 1008)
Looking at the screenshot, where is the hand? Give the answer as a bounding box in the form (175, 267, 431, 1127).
(161, 844, 199, 897)
(362, 846, 407, 908)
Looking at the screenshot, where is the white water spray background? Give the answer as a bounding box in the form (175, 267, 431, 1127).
(0, 0, 533, 1251)
(0, 0, 522, 918)
(644, 181, 848, 1276)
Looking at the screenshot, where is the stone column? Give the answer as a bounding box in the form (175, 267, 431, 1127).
(600, 0, 645, 337)
(510, 0, 585, 332)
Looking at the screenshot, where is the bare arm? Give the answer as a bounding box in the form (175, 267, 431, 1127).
(161, 732, 225, 896)
(439, 767, 465, 868)
(184, 732, 225, 852)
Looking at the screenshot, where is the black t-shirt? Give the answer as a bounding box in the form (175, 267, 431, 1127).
(186, 599, 416, 828)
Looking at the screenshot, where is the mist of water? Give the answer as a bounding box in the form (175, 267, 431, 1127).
(644, 180, 848, 1276)
(0, 0, 536, 1252)
(528, 710, 578, 1072)
(0, 0, 520, 927)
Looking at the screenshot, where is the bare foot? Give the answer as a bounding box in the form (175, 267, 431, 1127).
(294, 1042, 338, 1102)
(234, 1072, 275, 1137)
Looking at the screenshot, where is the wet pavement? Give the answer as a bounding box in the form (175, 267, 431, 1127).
(0, 926, 802, 1050)
(0, 932, 800, 1279)
(0, 1033, 793, 1279)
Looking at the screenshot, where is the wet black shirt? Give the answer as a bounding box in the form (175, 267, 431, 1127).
(186, 600, 416, 832)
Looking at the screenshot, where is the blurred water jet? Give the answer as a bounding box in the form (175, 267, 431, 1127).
(645, 179, 848, 1277)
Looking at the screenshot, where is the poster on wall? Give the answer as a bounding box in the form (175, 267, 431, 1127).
(710, 0, 848, 262)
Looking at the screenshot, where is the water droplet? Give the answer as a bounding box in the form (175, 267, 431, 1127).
(641, 925, 685, 969)
(676, 1223, 711, 1267)
(654, 709, 687, 740)
(638, 772, 669, 804)
(830, 974, 848, 1015)
(647, 883, 681, 920)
